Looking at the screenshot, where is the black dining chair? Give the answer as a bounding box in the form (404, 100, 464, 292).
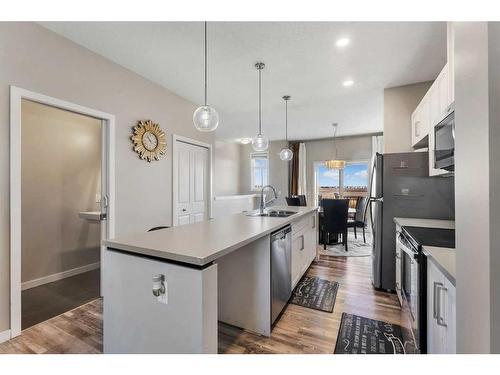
(322, 199, 349, 251)
(286, 195, 307, 207)
(347, 196, 369, 243)
(297, 195, 307, 206)
(148, 226, 170, 232)
(286, 197, 301, 206)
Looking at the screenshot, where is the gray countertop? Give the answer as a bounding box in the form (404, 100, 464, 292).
(393, 217, 455, 229)
(423, 246, 456, 286)
(104, 206, 318, 266)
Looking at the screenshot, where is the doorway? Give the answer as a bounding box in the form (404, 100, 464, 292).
(172, 135, 212, 226)
(9, 87, 115, 337)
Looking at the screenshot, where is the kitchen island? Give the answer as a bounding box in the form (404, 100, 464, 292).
(103, 206, 318, 353)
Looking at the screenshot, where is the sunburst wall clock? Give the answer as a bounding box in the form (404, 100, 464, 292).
(131, 120, 167, 162)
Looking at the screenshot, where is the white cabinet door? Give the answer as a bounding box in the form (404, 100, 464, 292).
(411, 94, 430, 148)
(443, 277, 456, 353)
(427, 260, 445, 353)
(291, 213, 317, 288)
(174, 141, 209, 226)
(427, 259, 456, 353)
(291, 230, 305, 288)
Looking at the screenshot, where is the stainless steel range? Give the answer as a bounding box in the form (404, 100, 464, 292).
(397, 226, 455, 354)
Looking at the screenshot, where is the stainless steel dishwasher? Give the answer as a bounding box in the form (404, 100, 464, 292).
(270, 225, 292, 324)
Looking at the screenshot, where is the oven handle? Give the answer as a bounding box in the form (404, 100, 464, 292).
(398, 235, 419, 259)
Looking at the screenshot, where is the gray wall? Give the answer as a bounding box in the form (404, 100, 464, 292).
(21, 100, 101, 282)
(0, 23, 214, 332)
(303, 135, 374, 204)
(214, 140, 242, 196)
(239, 141, 289, 205)
(383, 82, 432, 153)
(455, 21, 500, 353)
(488, 21, 500, 354)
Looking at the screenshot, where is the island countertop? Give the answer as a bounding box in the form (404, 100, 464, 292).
(104, 206, 318, 266)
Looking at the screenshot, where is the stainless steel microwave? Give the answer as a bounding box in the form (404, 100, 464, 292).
(434, 110, 455, 171)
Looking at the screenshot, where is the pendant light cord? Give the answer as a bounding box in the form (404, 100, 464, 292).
(204, 21, 207, 106)
(285, 99, 288, 142)
(258, 66, 262, 135)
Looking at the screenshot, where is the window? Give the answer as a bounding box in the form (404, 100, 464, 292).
(316, 164, 341, 200)
(250, 152, 269, 191)
(314, 161, 369, 205)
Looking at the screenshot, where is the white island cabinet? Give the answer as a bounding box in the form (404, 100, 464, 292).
(426, 256, 456, 354)
(103, 206, 318, 354)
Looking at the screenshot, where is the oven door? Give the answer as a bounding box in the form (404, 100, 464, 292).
(399, 234, 421, 353)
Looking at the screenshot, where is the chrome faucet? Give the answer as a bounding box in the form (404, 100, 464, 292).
(260, 185, 278, 214)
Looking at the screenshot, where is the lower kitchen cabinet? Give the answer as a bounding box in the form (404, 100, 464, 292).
(291, 212, 317, 288)
(427, 259, 456, 353)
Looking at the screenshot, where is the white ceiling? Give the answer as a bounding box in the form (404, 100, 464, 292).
(40, 22, 447, 141)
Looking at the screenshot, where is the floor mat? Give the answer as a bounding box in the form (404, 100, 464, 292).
(290, 276, 339, 312)
(334, 313, 406, 354)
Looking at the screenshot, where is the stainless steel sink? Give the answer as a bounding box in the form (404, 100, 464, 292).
(246, 210, 297, 218)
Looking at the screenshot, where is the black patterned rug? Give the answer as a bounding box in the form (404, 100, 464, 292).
(290, 276, 339, 312)
(334, 313, 406, 354)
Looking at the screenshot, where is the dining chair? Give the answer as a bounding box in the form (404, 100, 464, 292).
(297, 195, 307, 206)
(286, 195, 307, 206)
(321, 199, 349, 251)
(286, 197, 301, 206)
(148, 226, 170, 232)
(347, 196, 369, 243)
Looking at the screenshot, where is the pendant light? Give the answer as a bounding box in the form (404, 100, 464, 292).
(325, 123, 346, 169)
(252, 62, 269, 152)
(193, 22, 219, 132)
(279, 95, 293, 161)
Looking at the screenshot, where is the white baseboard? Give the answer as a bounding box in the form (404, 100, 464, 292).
(21, 262, 100, 291)
(0, 329, 11, 344)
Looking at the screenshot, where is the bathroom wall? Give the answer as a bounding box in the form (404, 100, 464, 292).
(21, 100, 101, 283)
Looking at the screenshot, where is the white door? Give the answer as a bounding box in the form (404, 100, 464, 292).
(175, 140, 209, 226)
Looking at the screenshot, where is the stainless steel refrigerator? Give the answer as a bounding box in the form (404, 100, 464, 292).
(367, 152, 454, 291)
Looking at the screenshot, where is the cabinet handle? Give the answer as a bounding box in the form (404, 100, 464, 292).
(396, 282, 400, 291)
(433, 282, 442, 319)
(415, 121, 421, 137)
(300, 235, 305, 251)
(436, 284, 448, 327)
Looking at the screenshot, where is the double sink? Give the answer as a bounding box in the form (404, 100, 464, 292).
(246, 209, 297, 218)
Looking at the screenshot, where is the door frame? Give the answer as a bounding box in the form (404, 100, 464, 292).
(9, 86, 116, 337)
(172, 134, 213, 227)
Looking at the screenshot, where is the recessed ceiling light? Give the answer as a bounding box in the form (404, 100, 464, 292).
(240, 138, 251, 145)
(336, 38, 350, 48)
(343, 79, 354, 87)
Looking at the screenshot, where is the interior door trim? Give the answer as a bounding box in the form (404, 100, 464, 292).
(9, 86, 116, 338)
(172, 134, 213, 227)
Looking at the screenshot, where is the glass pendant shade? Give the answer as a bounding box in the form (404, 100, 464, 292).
(252, 134, 269, 152)
(325, 159, 346, 169)
(194, 22, 218, 133)
(193, 105, 219, 132)
(279, 148, 293, 161)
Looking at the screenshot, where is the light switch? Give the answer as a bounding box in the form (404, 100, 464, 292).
(95, 194, 101, 204)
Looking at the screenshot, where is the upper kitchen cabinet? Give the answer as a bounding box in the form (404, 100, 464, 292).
(411, 92, 430, 148)
(412, 63, 453, 150)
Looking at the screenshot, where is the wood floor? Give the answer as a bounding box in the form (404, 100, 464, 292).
(0, 252, 402, 354)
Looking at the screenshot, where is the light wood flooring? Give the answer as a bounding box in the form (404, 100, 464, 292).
(0, 252, 403, 354)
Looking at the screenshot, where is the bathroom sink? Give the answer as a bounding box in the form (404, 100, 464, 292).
(247, 210, 297, 218)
